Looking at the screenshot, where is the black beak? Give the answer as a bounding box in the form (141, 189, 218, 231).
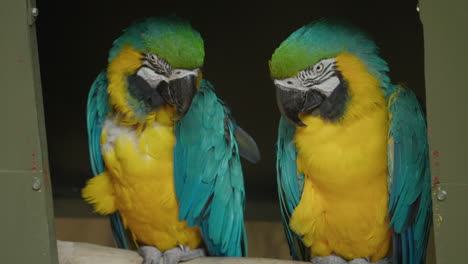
(168, 74, 197, 118)
(275, 84, 325, 126)
(155, 80, 174, 105)
(151, 75, 197, 118)
(128, 71, 197, 118)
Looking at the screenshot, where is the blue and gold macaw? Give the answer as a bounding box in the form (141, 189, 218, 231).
(82, 16, 259, 264)
(270, 20, 432, 264)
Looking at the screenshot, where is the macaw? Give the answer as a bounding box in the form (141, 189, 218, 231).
(82, 16, 260, 264)
(270, 20, 432, 264)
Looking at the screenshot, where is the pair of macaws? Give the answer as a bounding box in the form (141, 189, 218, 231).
(82, 16, 432, 264)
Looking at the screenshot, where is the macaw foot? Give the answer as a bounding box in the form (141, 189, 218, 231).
(311, 255, 347, 264)
(310, 255, 390, 264)
(163, 245, 206, 264)
(138, 246, 162, 264)
(138, 245, 205, 264)
(348, 257, 390, 264)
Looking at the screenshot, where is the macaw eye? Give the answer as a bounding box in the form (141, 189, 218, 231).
(314, 63, 324, 73)
(147, 53, 157, 64)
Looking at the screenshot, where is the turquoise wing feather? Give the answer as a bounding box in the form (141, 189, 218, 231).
(86, 70, 129, 249)
(174, 80, 247, 256)
(387, 86, 432, 264)
(87, 71, 109, 177)
(276, 117, 308, 261)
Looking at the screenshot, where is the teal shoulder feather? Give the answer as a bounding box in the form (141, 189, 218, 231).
(174, 80, 247, 256)
(387, 86, 432, 264)
(276, 117, 308, 260)
(86, 70, 129, 249)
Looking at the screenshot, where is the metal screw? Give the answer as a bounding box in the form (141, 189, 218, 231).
(32, 7, 39, 17)
(416, 4, 420, 12)
(32, 177, 42, 191)
(437, 189, 447, 201)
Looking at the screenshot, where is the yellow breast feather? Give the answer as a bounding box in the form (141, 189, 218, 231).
(82, 111, 202, 251)
(291, 53, 391, 261)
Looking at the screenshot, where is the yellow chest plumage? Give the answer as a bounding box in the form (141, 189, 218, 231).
(289, 54, 391, 261)
(82, 109, 202, 251)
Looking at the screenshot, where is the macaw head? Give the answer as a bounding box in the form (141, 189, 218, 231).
(106, 16, 204, 122)
(269, 19, 391, 126)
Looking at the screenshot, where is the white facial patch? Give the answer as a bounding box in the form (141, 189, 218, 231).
(274, 58, 340, 96)
(274, 78, 306, 90)
(312, 75, 340, 96)
(136, 66, 168, 88)
(297, 58, 337, 82)
(169, 68, 199, 81)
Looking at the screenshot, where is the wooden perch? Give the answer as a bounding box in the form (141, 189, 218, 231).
(57, 240, 308, 264)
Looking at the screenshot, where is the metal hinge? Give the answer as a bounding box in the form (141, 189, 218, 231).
(26, 0, 38, 26)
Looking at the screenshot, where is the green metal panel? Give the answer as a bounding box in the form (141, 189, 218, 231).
(0, 0, 58, 263)
(420, 0, 468, 263)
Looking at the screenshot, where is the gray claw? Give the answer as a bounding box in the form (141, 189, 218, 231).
(138, 246, 162, 264)
(371, 257, 390, 264)
(311, 255, 347, 264)
(348, 257, 390, 264)
(163, 245, 206, 264)
(348, 259, 370, 264)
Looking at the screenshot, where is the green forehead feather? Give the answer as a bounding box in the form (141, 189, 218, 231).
(109, 16, 204, 69)
(269, 19, 390, 87)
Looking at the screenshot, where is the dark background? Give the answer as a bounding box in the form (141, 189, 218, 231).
(36, 0, 425, 209)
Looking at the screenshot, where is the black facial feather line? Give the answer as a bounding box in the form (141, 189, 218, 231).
(142, 52, 173, 77)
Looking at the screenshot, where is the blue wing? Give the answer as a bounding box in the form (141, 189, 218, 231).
(174, 80, 248, 256)
(387, 86, 432, 264)
(86, 70, 129, 249)
(276, 117, 308, 261)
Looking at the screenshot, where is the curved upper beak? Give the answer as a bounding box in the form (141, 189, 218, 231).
(155, 74, 197, 118)
(168, 74, 197, 118)
(276, 84, 307, 126)
(275, 84, 325, 127)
